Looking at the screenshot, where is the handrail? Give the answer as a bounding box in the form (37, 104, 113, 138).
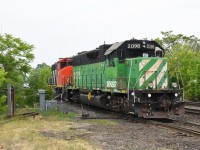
(127, 59, 133, 100)
(133, 71, 143, 90)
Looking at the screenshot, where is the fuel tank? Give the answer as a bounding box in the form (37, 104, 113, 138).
(80, 94, 108, 108)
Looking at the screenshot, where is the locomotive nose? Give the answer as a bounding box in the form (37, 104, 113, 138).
(159, 99, 171, 108)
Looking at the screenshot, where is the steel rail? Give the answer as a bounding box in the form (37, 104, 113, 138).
(185, 101, 200, 115)
(19, 112, 39, 117)
(185, 101, 200, 106)
(185, 108, 200, 115)
(151, 121, 200, 137)
(0, 112, 39, 125)
(178, 120, 200, 128)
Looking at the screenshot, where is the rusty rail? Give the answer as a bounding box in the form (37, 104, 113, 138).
(185, 101, 200, 106)
(0, 112, 39, 125)
(177, 120, 200, 128)
(185, 108, 200, 115)
(185, 101, 200, 115)
(151, 120, 200, 137)
(18, 112, 39, 117)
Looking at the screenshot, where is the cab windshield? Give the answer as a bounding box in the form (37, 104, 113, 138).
(126, 49, 156, 58)
(117, 48, 163, 61)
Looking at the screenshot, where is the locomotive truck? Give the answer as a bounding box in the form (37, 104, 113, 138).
(49, 39, 185, 118)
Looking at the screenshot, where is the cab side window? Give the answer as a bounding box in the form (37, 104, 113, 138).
(118, 49, 125, 62)
(155, 50, 163, 57)
(108, 55, 115, 66)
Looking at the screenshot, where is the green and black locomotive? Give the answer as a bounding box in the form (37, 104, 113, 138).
(50, 39, 185, 118)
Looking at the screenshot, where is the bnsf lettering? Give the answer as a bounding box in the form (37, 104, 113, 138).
(128, 44, 140, 49)
(107, 81, 117, 88)
(147, 44, 154, 49)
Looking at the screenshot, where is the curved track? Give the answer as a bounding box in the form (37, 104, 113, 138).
(150, 120, 200, 137)
(185, 101, 200, 115)
(55, 101, 200, 137)
(185, 108, 200, 114)
(81, 104, 200, 137)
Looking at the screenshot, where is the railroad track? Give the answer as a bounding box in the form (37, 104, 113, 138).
(178, 120, 200, 128)
(82, 111, 200, 137)
(61, 101, 200, 137)
(185, 108, 200, 114)
(18, 112, 39, 117)
(80, 104, 200, 137)
(151, 120, 200, 137)
(185, 101, 200, 106)
(185, 101, 200, 115)
(0, 112, 39, 125)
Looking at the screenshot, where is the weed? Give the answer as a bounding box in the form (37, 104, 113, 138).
(82, 119, 118, 126)
(0, 108, 99, 150)
(40, 109, 78, 120)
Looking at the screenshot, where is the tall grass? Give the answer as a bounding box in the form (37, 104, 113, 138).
(0, 108, 99, 150)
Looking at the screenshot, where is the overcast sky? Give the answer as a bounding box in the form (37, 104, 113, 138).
(1, 0, 200, 67)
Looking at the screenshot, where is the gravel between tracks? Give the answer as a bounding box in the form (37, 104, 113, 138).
(56, 102, 200, 150)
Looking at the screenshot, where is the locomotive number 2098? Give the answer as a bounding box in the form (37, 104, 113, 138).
(128, 44, 140, 49)
(147, 44, 154, 49)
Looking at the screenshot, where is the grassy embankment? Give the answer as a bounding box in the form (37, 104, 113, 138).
(0, 109, 117, 150)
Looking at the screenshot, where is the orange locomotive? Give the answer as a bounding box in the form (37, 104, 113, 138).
(50, 57, 73, 99)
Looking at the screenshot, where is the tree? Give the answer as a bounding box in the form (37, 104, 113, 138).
(0, 33, 35, 107)
(25, 63, 54, 106)
(0, 34, 34, 87)
(0, 68, 7, 113)
(155, 31, 200, 52)
(156, 31, 200, 101)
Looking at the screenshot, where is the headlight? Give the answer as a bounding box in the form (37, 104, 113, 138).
(175, 93, 178, 97)
(131, 92, 134, 96)
(148, 83, 153, 89)
(172, 82, 178, 88)
(148, 93, 151, 98)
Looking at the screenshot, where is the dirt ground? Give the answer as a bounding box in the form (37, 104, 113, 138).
(1, 102, 199, 150)
(59, 102, 200, 150)
(75, 119, 200, 150)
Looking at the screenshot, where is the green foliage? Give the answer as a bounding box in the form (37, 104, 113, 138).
(0, 68, 6, 85)
(25, 63, 54, 106)
(156, 31, 200, 100)
(40, 109, 78, 120)
(0, 68, 7, 113)
(0, 95, 7, 113)
(0, 34, 34, 87)
(83, 119, 118, 126)
(0, 33, 35, 108)
(155, 31, 200, 52)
